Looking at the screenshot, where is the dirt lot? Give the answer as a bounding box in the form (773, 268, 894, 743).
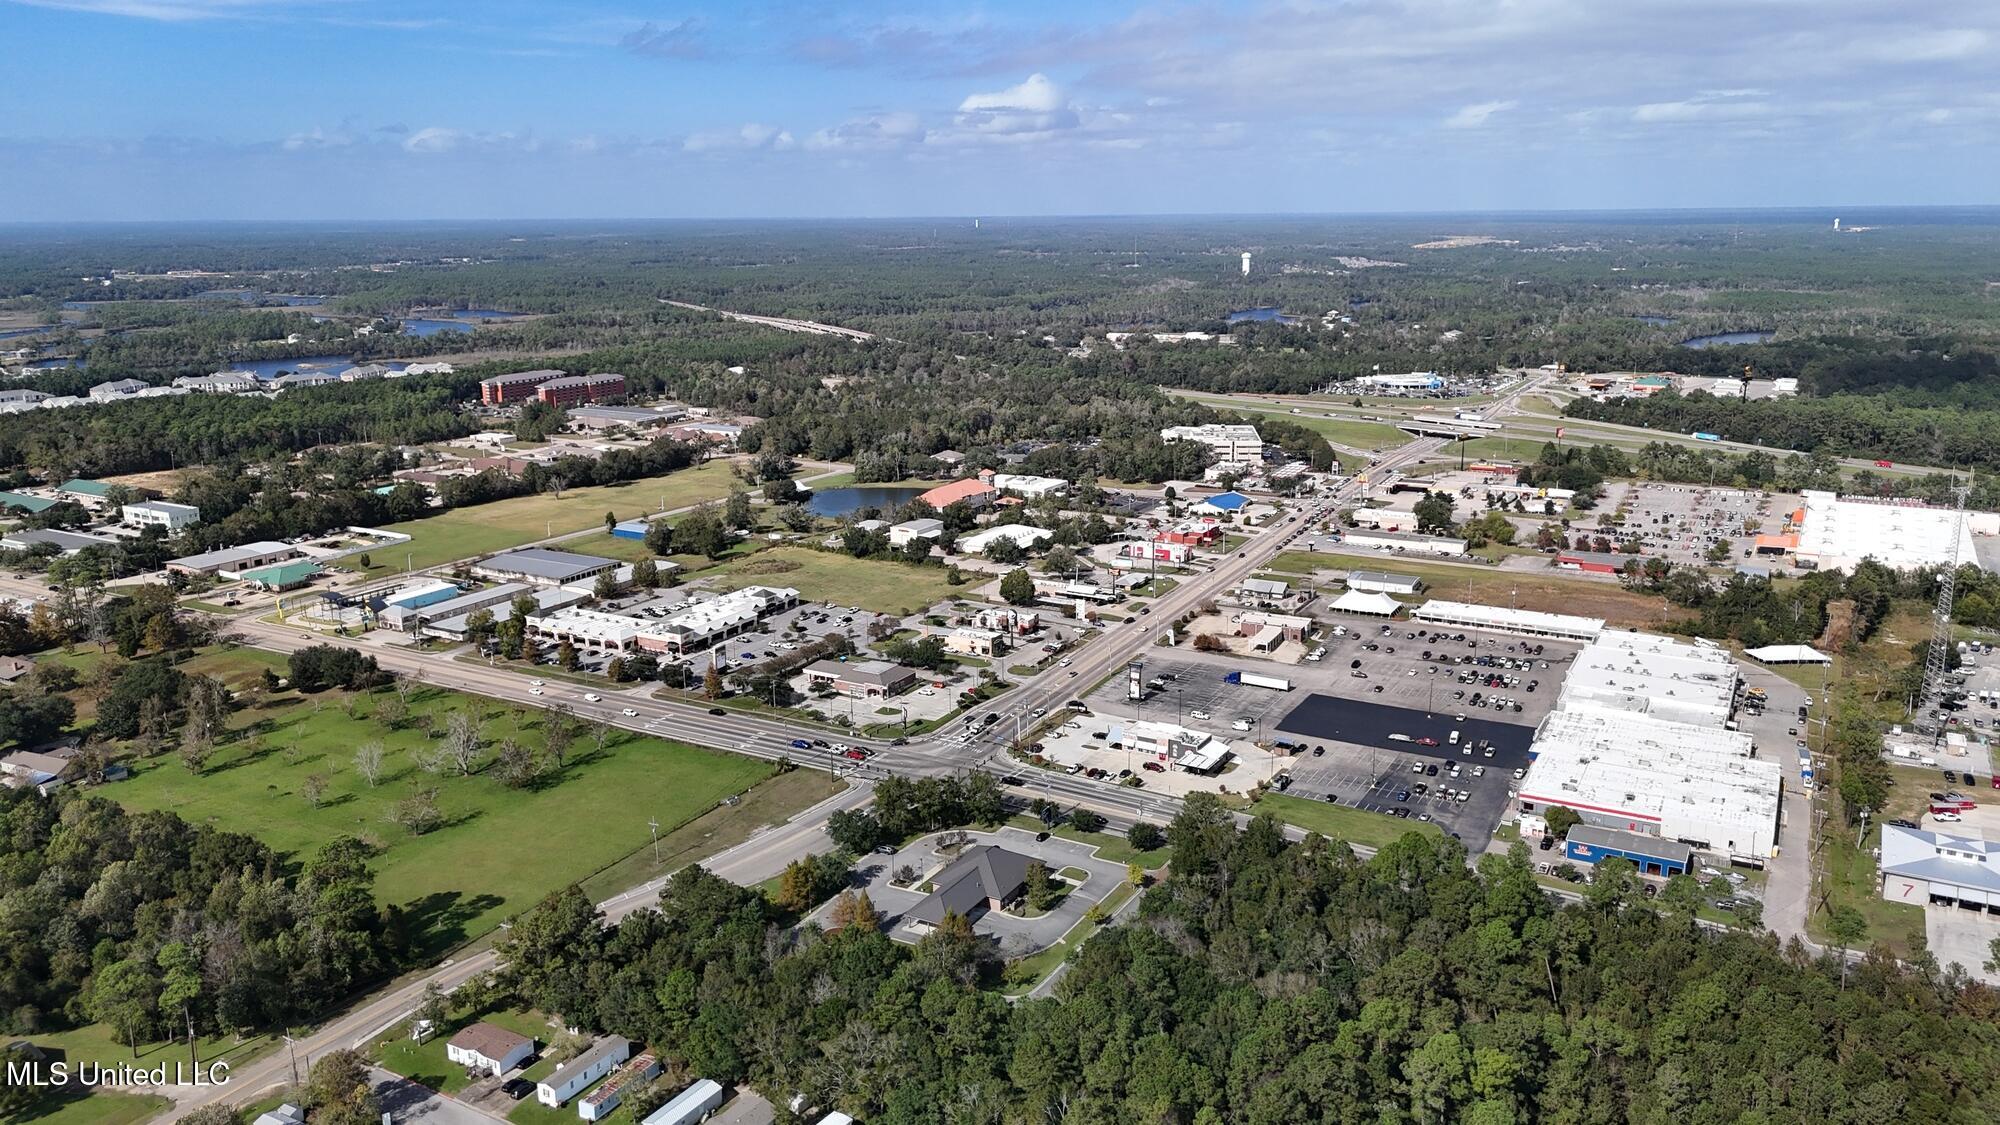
(100, 468, 193, 494)
(1271, 543, 1683, 630)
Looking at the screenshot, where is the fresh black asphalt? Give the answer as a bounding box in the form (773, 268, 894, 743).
(1273, 694, 1536, 770)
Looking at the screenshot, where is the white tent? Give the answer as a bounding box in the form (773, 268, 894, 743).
(1743, 644, 1832, 665)
(1330, 589, 1402, 617)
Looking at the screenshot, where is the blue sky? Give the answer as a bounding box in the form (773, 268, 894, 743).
(4, 0, 1998, 220)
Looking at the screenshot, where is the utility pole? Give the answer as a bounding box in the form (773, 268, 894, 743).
(648, 817, 660, 864)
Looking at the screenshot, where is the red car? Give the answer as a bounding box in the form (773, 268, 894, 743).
(1875, 459, 1894, 468)
(843, 749, 867, 761)
(1416, 737, 1440, 747)
(1141, 761, 1166, 773)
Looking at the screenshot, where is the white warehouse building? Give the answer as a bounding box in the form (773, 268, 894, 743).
(1413, 601, 1605, 642)
(1557, 632, 1740, 729)
(1518, 709, 1783, 864)
(957, 524, 1054, 557)
(1794, 490, 1994, 573)
(1159, 423, 1263, 462)
(986, 473, 1069, 498)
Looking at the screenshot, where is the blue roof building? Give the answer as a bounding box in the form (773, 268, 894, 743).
(1201, 491, 1250, 513)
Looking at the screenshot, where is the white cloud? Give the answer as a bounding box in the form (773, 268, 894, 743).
(11, 0, 323, 20)
(402, 126, 464, 154)
(683, 123, 796, 153)
(1443, 100, 1517, 129)
(954, 73, 1078, 137)
(805, 111, 926, 151)
(282, 126, 351, 151)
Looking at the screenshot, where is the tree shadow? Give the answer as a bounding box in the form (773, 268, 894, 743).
(400, 890, 508, 957)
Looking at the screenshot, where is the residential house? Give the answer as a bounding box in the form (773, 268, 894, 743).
(445, 1022, 534, 1076)
(537, 1035, 632, 1108)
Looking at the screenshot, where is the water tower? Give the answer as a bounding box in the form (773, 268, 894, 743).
(1240, 252, 1252, 276)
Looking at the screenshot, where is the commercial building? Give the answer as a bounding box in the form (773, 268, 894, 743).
(1155, 519, 1223, 547)
(984, 472, 1069, 498)
(1351, 508, 1416, 531)
(957, 524, 1053, 556)
(56, 478, 117, 506)
(889, 518, 945, 548)
(239, 560, 322, 592)
(167, 540, 307, 577)
(1412, 600, 1605, 642)
(1352, 371, 1444, 392)
(271, 371, 341, 390)
(88, 378, 149, 399)
(1237, 610, 1311, 641)
(1198, 491, 1251, 516)
(121, 500, 200, 533)
(1564, 824, 1696, 878)
(1880, 824, 2000, 912)
(417, 586, 587, 641)
(632, 585, 798, 656)
(472, 548, 618, 587)
(529, 607, 647, 653)
(1794, 489, 1992, 573)
(0, 528, 117, 555)
(382, 578, 463, 610)
(537, 372, 626, 407)
(1342, 529, 1468, 557)
(918, 478, 997, 511)
(1555, 550, 1635, 576)
(381, 582, 529, 633)
(903, 845, 1032, 929)
(1346, 570, 1423, 596)
(0, 492, 55, 514)
(1558, 632, 1739, 728)
(568, 404, 687, 430)
(972, 607, 1041, 634)
(479, 368, 565, 405)
(1159, 424, 1263, 462)
(1125, 539, 1191, 564)
(1517, 709, 1781, 863)
(803, 658, 916, 699)
(1117, 720, 1234, 773)
(944, 627, 1008, 657)
(1235, 577, 1290, 603)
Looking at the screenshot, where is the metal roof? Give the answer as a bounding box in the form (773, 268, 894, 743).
(475, 548, 617, 582)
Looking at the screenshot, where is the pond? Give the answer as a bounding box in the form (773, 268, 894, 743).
(1682, 330, 1774, 348)
(1227, 306, 1301, 325)
(806, 485, 930, 518)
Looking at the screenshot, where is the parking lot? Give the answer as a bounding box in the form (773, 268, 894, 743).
(1596, 481, 1791, 568)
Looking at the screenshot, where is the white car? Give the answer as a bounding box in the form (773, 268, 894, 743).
(583, 693, 602, 703)
(1031, 707, 1047, 717)
(1189, 709, 1211, 720)
(1057, 657, 1072, 667)
(621, 707, 639, 717)
(1231, 719, 1252, 732)
(528, 687, 543, 696)
(530, 679, 545, 687)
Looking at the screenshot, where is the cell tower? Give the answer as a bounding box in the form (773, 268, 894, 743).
(1917, 472, 1973, 747)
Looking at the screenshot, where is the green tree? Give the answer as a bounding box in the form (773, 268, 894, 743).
(1000, 567, 1037, 606)
(156, 941, 203, 1069)
(305, 1047, 380, 1125)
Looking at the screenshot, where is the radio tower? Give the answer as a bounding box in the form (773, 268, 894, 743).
(1918, 471, 1972, 748)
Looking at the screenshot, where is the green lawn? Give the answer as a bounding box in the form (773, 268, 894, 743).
(1251, 792, 1442, 850)
(106, 648, 771, 954)
(4, 1091, 167, 1125)
(1006, 815, 1162, 867)
(1173, 393, 1412, 449)
(1001, 880, 1140, 997)
(339, 460, 746, 574)
(699, 546, 959, 616)
(372, 1008, 549, 1095)
(22, 1022, 274, 1073)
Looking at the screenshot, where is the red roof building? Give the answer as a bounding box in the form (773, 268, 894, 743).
(918, 478, 997, 510)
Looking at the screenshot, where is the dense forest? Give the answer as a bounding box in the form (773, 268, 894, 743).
(489, 795, 2000, 1124)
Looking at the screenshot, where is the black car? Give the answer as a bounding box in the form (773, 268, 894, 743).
(708, 707, 727, 716)
(1351, 659, 1363, 669)
(1887, 817, 1919, 829)
(1425, 764, 1439, 776)
(1944, 769, 1959, 784)
(502, 1079, 535, 1101)
(1001, 776, 1026, 786)
(1538, 834, 1555, 851)
(1312, 745, 1325, 757)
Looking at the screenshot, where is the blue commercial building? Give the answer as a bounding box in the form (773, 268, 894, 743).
(1563, 824, 1694, 877)
(1201, 491, 1250, 513)
(384, 579, 463, 610)
(612, 518, 652, 541)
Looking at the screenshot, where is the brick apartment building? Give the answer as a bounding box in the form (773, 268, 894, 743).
(479, 368, 564, 405)
(536, 373, 626, 407)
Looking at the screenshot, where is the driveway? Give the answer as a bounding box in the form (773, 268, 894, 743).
(1925, 904, 2000, 984)
(372, 1067, 503, 1125)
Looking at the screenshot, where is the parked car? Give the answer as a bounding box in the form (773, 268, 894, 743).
(1142, 761, 1165, 773)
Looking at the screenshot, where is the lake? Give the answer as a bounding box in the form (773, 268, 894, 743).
(1227, 306, 1301, 325)
(806, 485, 929, 518)
(1683, 330, 1774, 349)
(401, 308, 517, 337)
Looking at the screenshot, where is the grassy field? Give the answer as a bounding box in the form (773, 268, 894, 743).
(698, 546, 961, 616)
(105, 648, 771, 954)
(1171, 392, 1413, 448)
(338, 460, 746, 575)
(1251, 792, 1443, 850)
(1263, 548, 1682, 630)
(5, 1092, 168, 1125)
